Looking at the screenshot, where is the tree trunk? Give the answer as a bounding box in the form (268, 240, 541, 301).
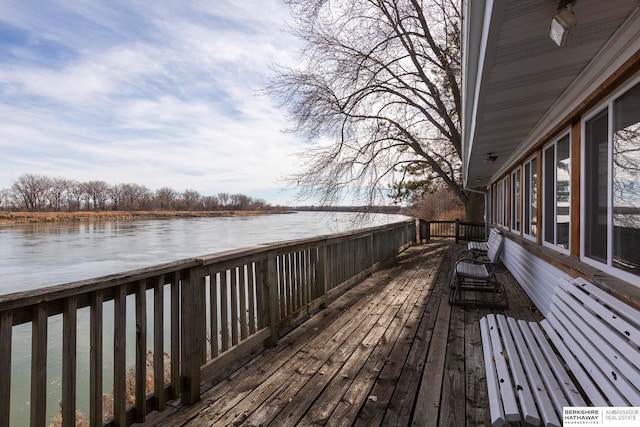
(463, 192, 485, 222)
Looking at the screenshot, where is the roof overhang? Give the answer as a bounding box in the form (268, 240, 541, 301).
(462, 0, 640, 189)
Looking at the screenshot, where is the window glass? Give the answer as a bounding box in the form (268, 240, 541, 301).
(543, 135, 570, 250)
(613, 83, 640, 275)
(512, 169, 521, 232)
(585, 109, 609, 263)
(503, 177, 509, 226)
(556, 136, 570, 249)
(524, 162, 531, 234)
(497, 181, 503, 226)
(531, 158, 538, 237)
(544, 146, 555, 244)
(523, 157, 538, 238)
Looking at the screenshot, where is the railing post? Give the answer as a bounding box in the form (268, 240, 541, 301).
(455, 219, 460, 243)
(369, 233, 375, 270)
(317, 243, 329, 309)
(0, 310, 12, 427)
(170, 273, 181, 400)
(135, 281, 147, 422)
(153, 278, 165, 411)
(89, 291, 103, 427)
(62, 297, 77, 427)
(31, 303, 48, 427)
(180, 266, 205, 405)
(262, 253, 279, 347)
(114, 286, 126, 427)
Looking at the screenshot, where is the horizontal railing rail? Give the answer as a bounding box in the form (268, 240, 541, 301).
(0, 219, 416, 427)
(418, 219, 486, 243)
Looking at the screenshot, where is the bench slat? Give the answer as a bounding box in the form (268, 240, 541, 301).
(559, 279, 640, 371)
(527, 321, 585, 408)
(574, 277, 640, 346)
(542, 316, 611, 406)
(468, 241, 488, 251)
(496, 315, 540, 426)
(509, 318, 561, 427)
(550, 295, 639, 406)
(467, 228, 499, 253)
(554, 287, 640, 404)
(480, 317, 507, 427)
(569, 280, 640, 347)
(486, 314, 520, 422)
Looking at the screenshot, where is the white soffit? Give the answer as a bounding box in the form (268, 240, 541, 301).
(464, 0, 639, 187)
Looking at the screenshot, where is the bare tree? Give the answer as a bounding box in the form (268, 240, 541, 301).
(217, 192, 230, 208)
(66, 181, 83, 211)
(47, 177, 71, 211)
(109, 184, 124, 211)
(11, 174, 51, 212)
(82, 180, 111, 211)
(0, 188, 12, 210)
(272, 0, 481, 219)
(229, 193, 251, 210)
(155, 187, 177, 210)
(119, 183, 152, 211)
(181, 189, 202, 211)
(202, 195, 220, 211)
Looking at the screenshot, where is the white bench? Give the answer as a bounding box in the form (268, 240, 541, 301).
(480, 277, 640, 427)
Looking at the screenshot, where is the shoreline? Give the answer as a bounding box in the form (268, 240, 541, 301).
(0, 209, 294, 225)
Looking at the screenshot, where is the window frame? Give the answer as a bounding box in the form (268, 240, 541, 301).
(581, 73, 640, 284)
(542, 130, 571, 254)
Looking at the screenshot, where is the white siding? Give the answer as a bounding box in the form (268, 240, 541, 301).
(502, 239, 570, 316)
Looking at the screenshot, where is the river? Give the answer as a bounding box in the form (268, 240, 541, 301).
(0, 211, 408, 426)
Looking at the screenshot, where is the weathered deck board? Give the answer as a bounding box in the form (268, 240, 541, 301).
(143, 241, 540, 427)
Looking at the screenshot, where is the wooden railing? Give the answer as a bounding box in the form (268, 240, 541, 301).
(0, 219, 416, 427)
(418, 220, 486, 243)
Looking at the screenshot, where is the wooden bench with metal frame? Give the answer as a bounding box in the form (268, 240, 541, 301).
(480, 277, 640, 427)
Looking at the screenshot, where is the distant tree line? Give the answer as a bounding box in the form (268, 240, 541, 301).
(0, 173, 273, 212)
(292, 205, 404, 214)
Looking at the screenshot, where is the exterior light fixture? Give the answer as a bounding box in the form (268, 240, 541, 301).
(550, 2, 577, 47)
(485, 154, 497, 164)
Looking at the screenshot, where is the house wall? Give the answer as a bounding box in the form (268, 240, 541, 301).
(502, 238, 570, 316)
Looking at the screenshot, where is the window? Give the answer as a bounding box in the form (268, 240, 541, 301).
(523, 156, 538, 238)
(543, 134, 570, 251)
(585, 109, 608, 263)
(584, 80, 640, 279)
(491, 184, 498, 224)
(503, 176, 509, 227)
(496, 180, 504, 226)
(511, 168, 521, 232)
(494, 176, 510, 228)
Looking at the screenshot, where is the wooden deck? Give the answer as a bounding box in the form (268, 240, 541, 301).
(144, 241, 541, 427)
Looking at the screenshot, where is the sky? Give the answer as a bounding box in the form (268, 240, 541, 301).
(0, 0, 307, 205)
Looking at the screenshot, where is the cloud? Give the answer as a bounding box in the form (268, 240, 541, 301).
(0, 0, 303, 205)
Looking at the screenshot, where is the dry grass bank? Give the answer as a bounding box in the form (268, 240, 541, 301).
(0, 210, 291, 225)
